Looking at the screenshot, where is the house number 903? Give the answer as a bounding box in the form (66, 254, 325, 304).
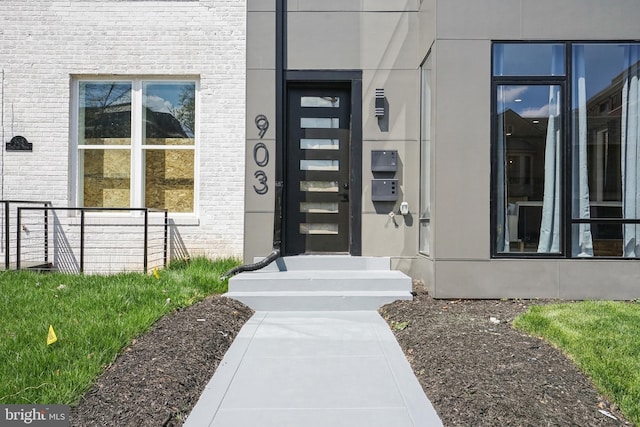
(252, 115, 270, 195)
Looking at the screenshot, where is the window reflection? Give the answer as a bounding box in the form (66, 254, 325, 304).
(79, 82, 132, 145)
(300, 181, 339, 192)
(572, 44, 640, 256)
(77, 79, 197, 213)
(300, 160, 339, 171)
(301, 96, 340, 108)
(493, 43, 565, 76)
(493, 42, 640, 258)
(143, 82, 195, 145)
(300, 139, 339, 150)
(300, 118, 340, 129)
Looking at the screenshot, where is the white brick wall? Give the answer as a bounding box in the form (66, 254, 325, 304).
(0, 0, 246, 266)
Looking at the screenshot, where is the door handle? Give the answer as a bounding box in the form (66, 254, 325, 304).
(339, 183, 349, 201)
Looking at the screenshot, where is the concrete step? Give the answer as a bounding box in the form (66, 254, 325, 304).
(228, 270, 410, 292)
(225, 256, 412, 311)
(259, 255, 391, 272)
(224, 290, 412, 311)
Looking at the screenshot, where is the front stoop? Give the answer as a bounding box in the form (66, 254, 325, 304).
(224, 256, 413, 311)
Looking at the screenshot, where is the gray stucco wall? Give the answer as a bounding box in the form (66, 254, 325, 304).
(246, 0, 640, 299)
(244, 0, 422, 265)
(428, 0, 640, 299)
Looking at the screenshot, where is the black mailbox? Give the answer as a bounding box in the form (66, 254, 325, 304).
(371, 150, 398, 172)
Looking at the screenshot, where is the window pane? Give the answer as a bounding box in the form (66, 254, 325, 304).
(143, 82, 195, 145)
(300, 139, 339, 150)
(572, 224, 624, 257)
(299, 223, 339, 235)
(79, 82, 132, 145)
(82, 149, 131, 208)
(571, 44, 636, 214)
(419, 56, 432, 255)
(300, 181, 339, 192)
(493, 43, 565, 76)
(145, 149, 194, 212)
(301, 96, 340, 108)
(300, 160, 339, 171)
(571, 43, 640, 257)
(300, 118, 339, 128)
(299, 202, 338, 213)
(496, 84, 562, 253)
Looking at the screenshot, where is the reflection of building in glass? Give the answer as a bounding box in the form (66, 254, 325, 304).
(582, 64, 634, 205)
(84, 104, 189, 139)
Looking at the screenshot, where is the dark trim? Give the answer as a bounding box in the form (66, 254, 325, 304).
(489, 76, 497, 257)
(491, 40, 570, 258)
(282, 70, 363, 256)
(562, 43, 573, 259)
(490, 79, 567, 258)
(273, 0, 287, 252)
(491, 40, 640, 259)
(351, 77, 363, 256)
(286, 69, 363, 82)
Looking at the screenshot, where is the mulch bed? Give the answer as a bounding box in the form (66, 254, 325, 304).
(71, 284, 632, 426)
(379, 281, 631, 426)
(70, 296, 253, 427)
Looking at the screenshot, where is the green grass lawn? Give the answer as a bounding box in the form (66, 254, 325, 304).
(514, 301, 640, 425)
(0, 257, 238, 405)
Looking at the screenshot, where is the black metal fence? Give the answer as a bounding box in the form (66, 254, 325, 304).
(1, 200, 52, 270)
(1, 201, 169, 274)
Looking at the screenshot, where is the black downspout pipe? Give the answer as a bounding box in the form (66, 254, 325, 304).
(222, 0, 287, 280)
(273, 0, 286, 253)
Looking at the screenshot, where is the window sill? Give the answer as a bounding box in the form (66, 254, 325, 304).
(168, 214, 200, 226)
(64, 211, 200, 226)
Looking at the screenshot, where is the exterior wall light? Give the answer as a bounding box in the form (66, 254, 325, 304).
(375, 88, 386, 117)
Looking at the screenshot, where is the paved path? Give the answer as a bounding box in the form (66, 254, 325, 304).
(185, 311, 442, 427)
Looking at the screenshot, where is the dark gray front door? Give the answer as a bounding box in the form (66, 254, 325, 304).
(285, 84, 351, 254)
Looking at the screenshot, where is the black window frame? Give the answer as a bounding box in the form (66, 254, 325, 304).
(491, 40, 640, 259)
(491, 41, 570, 258)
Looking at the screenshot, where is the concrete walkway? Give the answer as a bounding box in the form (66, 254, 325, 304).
(184, 310, 442, 427)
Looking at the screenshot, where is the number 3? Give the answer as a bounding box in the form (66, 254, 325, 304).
(253, 170, 268, 195)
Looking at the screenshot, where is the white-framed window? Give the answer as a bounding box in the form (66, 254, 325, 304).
(73, 78, 198, 213)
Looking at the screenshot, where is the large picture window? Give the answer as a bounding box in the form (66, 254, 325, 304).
(76, 79, 196, 213)
(493, 42, 640, 258)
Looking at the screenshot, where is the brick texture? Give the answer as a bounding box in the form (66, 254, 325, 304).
(0, 0, 246, 266)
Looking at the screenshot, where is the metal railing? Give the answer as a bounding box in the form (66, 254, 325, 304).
(1, 200, 52, 270)
(8, 205, 168, 274)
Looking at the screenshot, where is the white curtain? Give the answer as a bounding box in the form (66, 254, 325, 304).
(622, 46, 640, 257)
(572, 45, 594, 257)
(538, 86, 561, 253)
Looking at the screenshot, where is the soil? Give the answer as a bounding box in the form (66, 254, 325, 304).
(70, 295, 254, 427)
(379, 281, 631, 427)
(72, 284, 632, 427)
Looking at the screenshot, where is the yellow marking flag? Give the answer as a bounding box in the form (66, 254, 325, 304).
(47, 325, 58, 346)
(153, 268, 160, 280)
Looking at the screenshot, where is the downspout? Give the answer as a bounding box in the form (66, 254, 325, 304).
(272, 0, 286, 255)
(223, 0, 287, 279)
